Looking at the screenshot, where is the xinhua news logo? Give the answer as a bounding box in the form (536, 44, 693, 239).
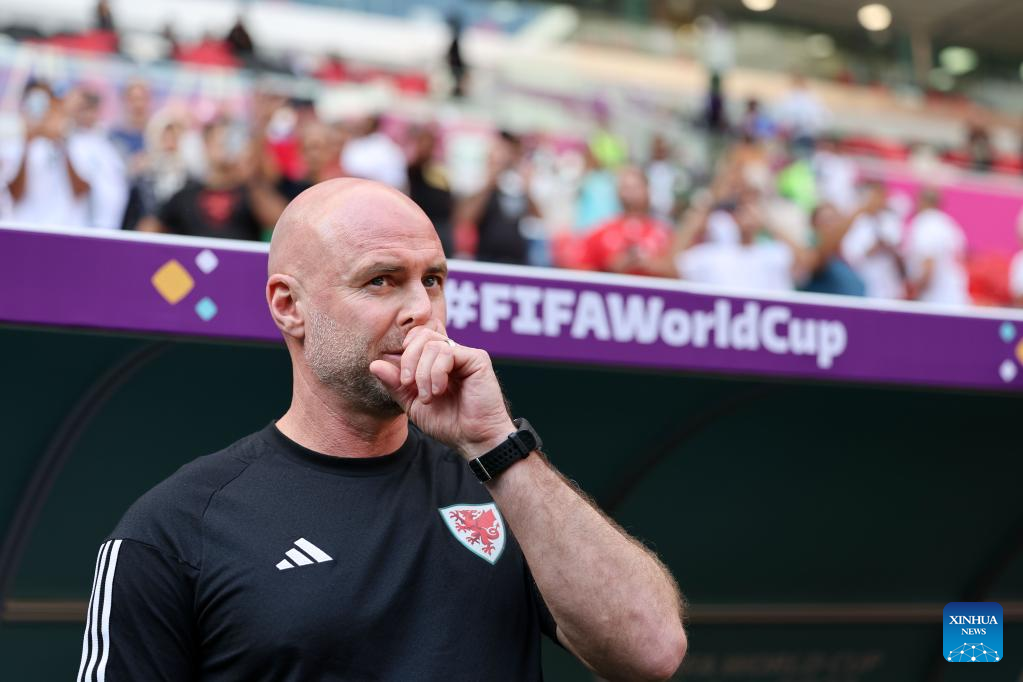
(944, 602, 1002, 662)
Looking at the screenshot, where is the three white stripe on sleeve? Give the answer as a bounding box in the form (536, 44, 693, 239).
(76, 539, 123, 682)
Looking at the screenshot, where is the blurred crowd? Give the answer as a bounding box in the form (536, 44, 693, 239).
(2, 74, 1023, 310)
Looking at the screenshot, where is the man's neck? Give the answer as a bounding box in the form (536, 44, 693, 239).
(275, 371, 408, 459)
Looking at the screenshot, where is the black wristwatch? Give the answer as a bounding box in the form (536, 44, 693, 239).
(468, 418, 542, 483)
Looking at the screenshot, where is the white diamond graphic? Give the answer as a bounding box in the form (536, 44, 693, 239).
(195, 249, 219, 274)
(999, 359, 1017, 383)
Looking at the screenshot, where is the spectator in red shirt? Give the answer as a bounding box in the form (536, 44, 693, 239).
(579, 166, 672, 276)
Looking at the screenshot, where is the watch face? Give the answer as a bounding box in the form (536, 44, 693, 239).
(515, 418, 541, 452)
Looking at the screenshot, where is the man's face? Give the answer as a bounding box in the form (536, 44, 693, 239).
(300, 123, 335, 175)
(617, 167, 649, 213)
(124, 83, 151, 121)
(301, 196, 447, 416)
(205, 122, 247, 173)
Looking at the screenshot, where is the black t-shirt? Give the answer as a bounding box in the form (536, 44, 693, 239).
(157, 179, 262, 241)
(476, 188, 529, 265)
(407, 163, 454, 256)
(77, 423, 557, 681)
(276, 176, 314, 202)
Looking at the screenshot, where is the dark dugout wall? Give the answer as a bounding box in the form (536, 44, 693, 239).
(0, 327, 1020, 681)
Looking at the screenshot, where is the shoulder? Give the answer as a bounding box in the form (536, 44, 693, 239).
(110, 430, 268, 567)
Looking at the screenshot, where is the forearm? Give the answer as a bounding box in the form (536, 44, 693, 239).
(248, 181, 288, 229)
(455, 186, 492, 226)
(7, 147, 29, 200)
(137, 216, 167, 233)
(487, 454, 686, 680)
(913, 258, 934, 297)
(819, 208, 864, 260)
(670, 206, 710, 261)
(64, 149, 91, 197)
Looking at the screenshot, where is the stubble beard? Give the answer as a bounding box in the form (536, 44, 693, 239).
(303, 308, 403, 418)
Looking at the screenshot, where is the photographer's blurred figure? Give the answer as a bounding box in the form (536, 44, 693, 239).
(1009, 210, 1023, 308)
(904, 188, 970, 306)
(671, 191, 813, 292)
(406, 124, 454, 256)
(111, 80, 152, 170)
(276, 119, 344, 201)
(1, 81, 91, 228)
(67, 86, 129, 230)
(577, 166, 672, 277)
(840, 180, 906, 299)
(457, 131, 538, 265)
(139, 117, 285, 240)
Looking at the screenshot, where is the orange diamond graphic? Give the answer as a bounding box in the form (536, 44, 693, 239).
(1016, 339, 1023, 366)
(151, 260, 194, 304)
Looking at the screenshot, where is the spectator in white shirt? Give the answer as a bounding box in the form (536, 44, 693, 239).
(904, 188, 970, 306)
(340, 115, 407, 191)
(671, 193, 813, 293)
(1009, 209, 1023, 307)
(67, 87, 129, 230)
(1, 81, 91, 228)
(813, 138, 859, 213)
(840, 181, 906, 299)
(645, 135, 686, 224)
(775, 75, 830, 144)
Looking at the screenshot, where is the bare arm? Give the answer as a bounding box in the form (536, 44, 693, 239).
(817, 206, 866, 262)
(136, 216, 167, 233)
(485, 452, 687, 681)
(6, 141, 30, 200)
(911, 257, 935, 299)
(455, 180, 495, 227)
(247, 180, 288, 230)
(371, 324, 688, 681)
(765, 222, 817, 282)
(64, 146, 91, 197)
(654, 199, 714, 278)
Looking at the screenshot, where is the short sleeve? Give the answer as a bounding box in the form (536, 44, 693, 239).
(76, 539, 198, 682)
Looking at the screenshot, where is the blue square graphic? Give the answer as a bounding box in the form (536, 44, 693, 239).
(944, 602, 1002, 662)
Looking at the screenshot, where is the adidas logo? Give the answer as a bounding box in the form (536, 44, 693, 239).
(276, 538, 333, 571)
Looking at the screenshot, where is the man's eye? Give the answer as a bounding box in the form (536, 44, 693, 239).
(369, 276, 387, 286)
(424, 275, 442, 287)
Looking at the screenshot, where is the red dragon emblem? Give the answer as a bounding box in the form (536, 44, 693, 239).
(449, 508, 501, 554)
(439, 503, 506, 563)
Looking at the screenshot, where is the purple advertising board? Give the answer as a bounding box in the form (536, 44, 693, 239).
(3, 224, 1023, 392)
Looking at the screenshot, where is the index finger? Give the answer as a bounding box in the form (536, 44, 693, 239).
(426, 317, 448, 338)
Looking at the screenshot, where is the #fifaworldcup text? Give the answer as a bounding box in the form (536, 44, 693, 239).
(446, 279, 849, 369)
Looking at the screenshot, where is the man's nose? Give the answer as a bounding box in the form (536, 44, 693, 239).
(399, 283, 434, 329)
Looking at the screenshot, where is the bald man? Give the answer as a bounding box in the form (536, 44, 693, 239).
(77, 179, 686, 682)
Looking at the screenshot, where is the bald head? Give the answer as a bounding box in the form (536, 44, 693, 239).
(266, 178, 448, 416)
(268, 178, 435, 286)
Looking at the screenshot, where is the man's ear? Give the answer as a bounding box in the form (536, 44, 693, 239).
(267, 274, 305, 340)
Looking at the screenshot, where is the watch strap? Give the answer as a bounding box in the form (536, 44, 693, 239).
(468, 418, 539, 483)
